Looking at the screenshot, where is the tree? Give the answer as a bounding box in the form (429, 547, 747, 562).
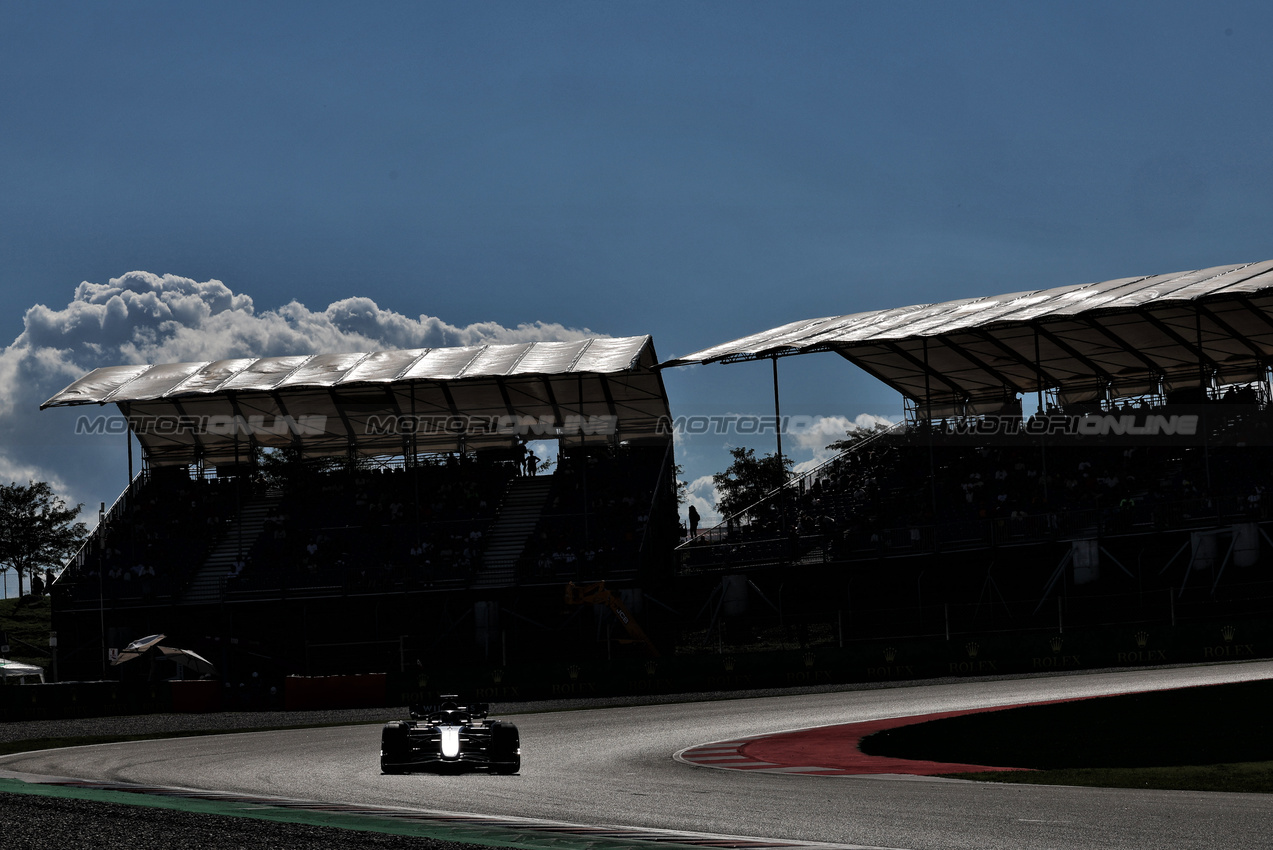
(0, 481, 88, 598)
(825, 420, 894, 454)
(673, 462, 689, 506)
(711, 447, 792, 521)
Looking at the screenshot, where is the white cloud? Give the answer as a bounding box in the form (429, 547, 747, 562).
(0, 456, 71, 498)
(0, 270, 600, 512)
(788, 413, 897, 455)
(785, 412, 899, 474)
(684, 474, 721, 528)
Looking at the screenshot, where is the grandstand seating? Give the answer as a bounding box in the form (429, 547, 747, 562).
(55, 442, 675, 609)
(62, 471, 240, 603)
(682, 400, 1273, 580)
(520, 446, 666, 583)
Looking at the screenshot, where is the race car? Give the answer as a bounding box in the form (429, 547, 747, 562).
(380, 695, 520, 774)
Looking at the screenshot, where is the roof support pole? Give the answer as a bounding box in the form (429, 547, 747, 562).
(922, 339, 938, 528)
(936, 337, 1019, 392)
(1078, 318, 1161, 376)
(541, 376, 565, 436)
(98, 500, 106, 678)
(772, 356, 784, 469)
(579, 372, 589, 544)
(598, 377, 620, 448)
(1138, 310, 1223, 379)
(771, 355, 789, 538)
(436, 382, 464, 455)
(266, 392, 305, 456)
(123, 403, 134, 495)
(169, 399, 207, 467)
(969, 330, 1063, 396)
(408, 382, 418, 468)
(1196, 305, 1209, 400)
(410, 381, 421, 548)
(922, 338, 932, 425)
(1031, 329, 1050, 505)
(126, 415, 136, 565)
(1034, 326, 1044, 415)
(1197, 306, 1213, 490)
(1033, 324, 1118, 393)
(324, 389, 358, 460)
(375, 384, 409, 466)
(1195, 303, 1265, 360)
(879, 340, 970, 412)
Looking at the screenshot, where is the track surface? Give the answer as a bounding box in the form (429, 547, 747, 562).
(4, 662, 1273, 850)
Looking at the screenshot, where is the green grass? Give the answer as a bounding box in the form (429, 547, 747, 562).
(862, 678, 1273, 793)
(0, 595, 53, 668)
(943, 761, 1273, 794)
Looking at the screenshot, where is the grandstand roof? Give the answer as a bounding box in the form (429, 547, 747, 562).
(41, 336, 671, 466)
(662, 260, 1273, 418)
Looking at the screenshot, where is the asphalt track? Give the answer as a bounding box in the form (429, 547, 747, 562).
(4, 661, 1273, 850)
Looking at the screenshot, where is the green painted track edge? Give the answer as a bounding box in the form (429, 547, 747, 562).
(0, 777, 714, 850)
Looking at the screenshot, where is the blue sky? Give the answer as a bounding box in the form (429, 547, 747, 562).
(4, 1, 1273, 595)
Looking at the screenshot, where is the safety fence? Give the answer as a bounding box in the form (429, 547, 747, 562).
(5, 615, 1270, 720)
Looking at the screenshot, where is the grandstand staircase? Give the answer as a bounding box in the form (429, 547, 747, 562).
(179, 489, 283, 605)
(475, 475, 555, 588)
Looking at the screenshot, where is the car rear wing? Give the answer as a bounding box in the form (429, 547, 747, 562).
(409, 695, 491, 720)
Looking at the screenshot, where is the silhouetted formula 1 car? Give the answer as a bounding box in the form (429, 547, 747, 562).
(380, 696, 520, 774)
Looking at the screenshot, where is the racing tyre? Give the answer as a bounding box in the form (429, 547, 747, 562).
(381, 721, 410, 774)
(491, 722, 520, 774)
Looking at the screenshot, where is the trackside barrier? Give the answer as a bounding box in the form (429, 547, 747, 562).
(283, 673, 387, 711)
(0, 676, 385, 720)
(0, 680, 174, 722)
(3, 620, 1269, 719)
(170, 679, 223, 713)
(388, 617, 1273, 704)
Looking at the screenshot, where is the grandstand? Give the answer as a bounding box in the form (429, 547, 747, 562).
(666, 260, 1273, 652)
(42, 337, 680, 681)
(37, 259, 1273, 687)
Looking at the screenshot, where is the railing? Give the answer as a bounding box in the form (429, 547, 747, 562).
(680, 421, 905, 549)
(54, 468, 150, 587)
(677, 580, 1273, 654)
(679, 493, 1272, 574)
